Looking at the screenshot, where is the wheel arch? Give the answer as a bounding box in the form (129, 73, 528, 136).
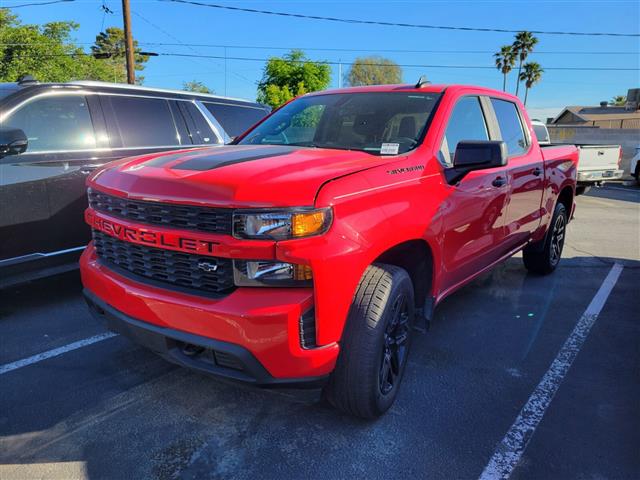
(373, 238, 435, 312)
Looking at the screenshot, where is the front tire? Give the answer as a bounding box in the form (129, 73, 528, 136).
(523, 202, 568, 275)
(323, 264, 415, 419)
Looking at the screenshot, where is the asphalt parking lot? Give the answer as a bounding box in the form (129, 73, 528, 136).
(1, 184, 638, 480)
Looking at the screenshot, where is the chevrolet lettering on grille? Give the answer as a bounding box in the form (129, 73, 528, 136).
(86, 209, 219, 255)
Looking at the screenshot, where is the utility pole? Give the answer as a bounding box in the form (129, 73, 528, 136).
(121, 0, 135, 84)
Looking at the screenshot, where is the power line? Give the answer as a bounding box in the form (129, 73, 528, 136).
(10, 50, 640, 71)
(3, 42, 638, 57)
(3, 0, 73, 8)
(156, 52, 640, 71)
(137, 43, 640, 56)
(159, 0, 640, 38)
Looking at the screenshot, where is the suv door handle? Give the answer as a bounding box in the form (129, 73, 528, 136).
(532, 167, 543, 176)
(492, 176, 507, 187)
(79, 164, 105, 174)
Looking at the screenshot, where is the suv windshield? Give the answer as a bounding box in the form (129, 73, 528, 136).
(238, 92, 441, 155)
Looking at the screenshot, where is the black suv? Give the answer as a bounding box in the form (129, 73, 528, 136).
(0, 80, 270, 287)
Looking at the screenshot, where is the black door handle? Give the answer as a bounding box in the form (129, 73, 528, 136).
(492, 177, 507, 187)
(532, 167, 543, 176)
(79, 164, 105, 174)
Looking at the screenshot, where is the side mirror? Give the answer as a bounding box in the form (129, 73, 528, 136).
(0, 127, 28, 158)
(445, 140, 507, 184)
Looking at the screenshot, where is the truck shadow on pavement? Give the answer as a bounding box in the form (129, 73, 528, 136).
(0, 255, 637, 479)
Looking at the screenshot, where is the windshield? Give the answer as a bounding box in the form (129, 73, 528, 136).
(238, 92, 441, 155)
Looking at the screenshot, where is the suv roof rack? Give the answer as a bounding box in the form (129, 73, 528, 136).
(67, 80, 256, 104)
(17, 75, 39, 85)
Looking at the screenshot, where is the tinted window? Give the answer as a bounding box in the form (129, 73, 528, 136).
(204, 102, 269, 137)
(5, 95, 96, 152)
(238, 92, 441, 155)
(440, 96, 488, 166)
(179, 102, 217, 144)
(491, 98, 528, 156)
(109, 96, 179, 147)
(533, 124, 549, 144)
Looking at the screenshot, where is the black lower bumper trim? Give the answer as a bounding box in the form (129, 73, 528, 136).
(83, 289, 328, 388)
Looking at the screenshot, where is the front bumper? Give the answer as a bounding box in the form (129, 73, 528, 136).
(577, 168, 624, 183)
(80, 245, 339, 383)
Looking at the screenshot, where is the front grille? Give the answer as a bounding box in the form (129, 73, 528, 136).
(93, 230, 235, 296)
(88, 189, 233, 235)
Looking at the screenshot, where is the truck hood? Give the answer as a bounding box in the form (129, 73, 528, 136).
(90, 145, 392, 207)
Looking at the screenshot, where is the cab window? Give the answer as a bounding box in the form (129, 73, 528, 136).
(490, 98, 528, 156)
(5, 95, 96, 152)
(439, 96, 489, 166)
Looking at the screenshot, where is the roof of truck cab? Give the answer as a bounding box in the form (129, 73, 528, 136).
(304, 83, 519, 100)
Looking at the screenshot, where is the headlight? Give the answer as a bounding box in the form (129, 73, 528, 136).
(233, 207, 333, 240)
(233, 260, 313, 287)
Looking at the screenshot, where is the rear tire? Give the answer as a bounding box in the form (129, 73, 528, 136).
(323, 263, 415, 419)
(523, 202, 568, 275)
(576, 185, 591, 196)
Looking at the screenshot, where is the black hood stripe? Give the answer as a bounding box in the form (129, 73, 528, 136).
(174, 146, 299, 171)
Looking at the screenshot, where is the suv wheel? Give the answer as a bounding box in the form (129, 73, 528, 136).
(523, 202, 568, 275)
(323, 263, 415, 418)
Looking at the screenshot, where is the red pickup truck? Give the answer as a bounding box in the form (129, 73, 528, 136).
(81, 83, 578, 418)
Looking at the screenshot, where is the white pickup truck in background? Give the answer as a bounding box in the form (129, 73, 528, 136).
(532, 120, 624, 194)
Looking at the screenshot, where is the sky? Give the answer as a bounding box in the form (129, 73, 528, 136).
(8, 0, 640, 120)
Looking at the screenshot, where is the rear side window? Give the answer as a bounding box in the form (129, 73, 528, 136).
(440, 96, 489, 166)
(177, 101, 217, 145)
(108, 96, 180, 147)
(5, 95, 96, 152)
(203, 102, 268, 137)
(491, 99, 528, 156)
(533, 124, 550, 144)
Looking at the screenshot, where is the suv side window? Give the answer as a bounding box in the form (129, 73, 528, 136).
(439, 96, 489, 166)
(490, 98, 528, 156)
(108, 95, 180, 148)
(5, 95, 96, 152)
(177, 101, 218, 145)
(203, 102, 269, 138)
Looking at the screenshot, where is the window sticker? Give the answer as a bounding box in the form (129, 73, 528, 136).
(380, 143, 400, 155)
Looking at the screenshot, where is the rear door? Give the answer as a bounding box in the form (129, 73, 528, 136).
(439, 96, 510, 292)
(489, 98, 544, 248)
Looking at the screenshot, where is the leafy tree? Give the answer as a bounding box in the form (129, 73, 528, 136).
(0, 10, 118, 82)
(91, 27, 149, 84)
(519, 62, 544, 106)
(494, 45, 516, 92)
(183, 80, 213, 94)
(257, 50, 331, 109)
(346, 56, 402, 86)
(512, 31, 538, 96)
(610, 95, 626, 106)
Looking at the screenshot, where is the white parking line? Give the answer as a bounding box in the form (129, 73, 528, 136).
(0, 332, 118, 375)
(479, 262, 624, 480)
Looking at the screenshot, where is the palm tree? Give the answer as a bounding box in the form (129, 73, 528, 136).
(512, 31, 539, 97)
(611, 95, 626, 106)
(494, 45, 516, 92)
(519, 62, 544, 106)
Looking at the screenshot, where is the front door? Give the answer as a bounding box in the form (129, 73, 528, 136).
(0, 93, 107, 260)
(438, 96, 509, 294)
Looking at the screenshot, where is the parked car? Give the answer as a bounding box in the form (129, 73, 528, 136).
(630, 144, 640, 186)
(533, 121, 623, 194)
(81, 82, 578, 418)
(0, 79, 270, 287)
